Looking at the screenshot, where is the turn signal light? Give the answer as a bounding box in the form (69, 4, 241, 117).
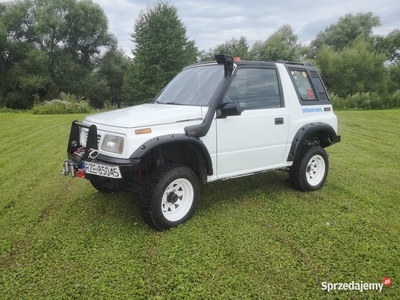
(135, 128, 152, 135)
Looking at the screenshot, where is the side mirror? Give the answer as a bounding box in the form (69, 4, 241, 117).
(216, 102, 241, 118)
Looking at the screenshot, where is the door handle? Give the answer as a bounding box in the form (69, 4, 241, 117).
(275, 117, 284, 125)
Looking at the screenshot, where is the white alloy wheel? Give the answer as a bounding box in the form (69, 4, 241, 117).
(141, 164, 199, 230)
(289, 146, 329, 192)
(305, 154, 326, 186)
(161, 178, 194, 222)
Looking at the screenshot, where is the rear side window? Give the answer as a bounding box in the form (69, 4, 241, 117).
(290, 70, 316, 100)
(288, 67, 331, 105)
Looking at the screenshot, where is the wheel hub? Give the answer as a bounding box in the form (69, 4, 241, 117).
(167, 191, 179, 204)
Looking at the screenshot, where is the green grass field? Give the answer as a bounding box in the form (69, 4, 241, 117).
(1, 110, 399, 299)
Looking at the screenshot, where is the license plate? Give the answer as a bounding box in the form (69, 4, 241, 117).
(83, 162, 122, 179)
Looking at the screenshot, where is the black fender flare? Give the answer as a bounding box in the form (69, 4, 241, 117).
(130, 134, 213, 175)
(287, 122, 341, 161)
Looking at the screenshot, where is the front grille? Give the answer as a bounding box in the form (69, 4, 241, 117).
(81, 128, 101, 147)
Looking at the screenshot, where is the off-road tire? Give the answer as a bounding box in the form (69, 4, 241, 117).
(289, 146, 329, 192)
(140, 164, 199, 231)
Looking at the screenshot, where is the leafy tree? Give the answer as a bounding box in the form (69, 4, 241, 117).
(3, 45, 55, 108)
(0, 0, 54, 108)
(98, 47, 129, 107)
(199, 36, 250, 61)
(1, 0, 35, 43)
(315, 38, 389, 97)
(64, 0, 116, 68)
(0, 21, 8, 103)
(375, 29, 400, 65)
(388, 64, 400, 92)
(0, 0, 115, 109)
(311, 12, 380, 55)
(124, 1, 197, 104)
(33, 0, 72, 51)
(250, 25, 300, 61)
(79, 72, 109, 109)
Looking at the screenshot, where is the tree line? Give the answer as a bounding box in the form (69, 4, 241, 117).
(199, 14, 400, 99)
(0, 0, 399, 110)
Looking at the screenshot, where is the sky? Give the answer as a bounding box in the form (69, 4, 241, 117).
(1, 0, 399, 55)
(93, 0, 400, 56)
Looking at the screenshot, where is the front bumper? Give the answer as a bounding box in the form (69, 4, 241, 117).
(62, 121, 141, 190)
(62, 155, 141, 178)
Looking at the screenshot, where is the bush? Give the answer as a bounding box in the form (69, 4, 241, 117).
(330, 92, 400, 110)
(31, 93, 92, 114)
(387, 90, 400, 108)
(103, 99, 118, 111)
(0, 107, 24, 113)
(315, 39, 390, 97)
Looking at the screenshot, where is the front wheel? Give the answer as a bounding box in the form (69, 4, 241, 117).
(289, 146, 329, 191)
(140, 164, 199, 231)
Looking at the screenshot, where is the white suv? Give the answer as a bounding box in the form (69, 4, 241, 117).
(62, 55, 341, 230)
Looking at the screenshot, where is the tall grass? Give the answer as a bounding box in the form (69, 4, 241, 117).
(0, 111, 399, 299)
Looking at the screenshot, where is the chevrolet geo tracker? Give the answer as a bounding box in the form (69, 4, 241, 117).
(62, 55, 341, 230)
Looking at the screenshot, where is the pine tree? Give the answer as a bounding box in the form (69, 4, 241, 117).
(123, 1, 197, 104)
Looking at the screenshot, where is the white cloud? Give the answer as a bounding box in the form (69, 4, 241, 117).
(0, 0, 399, 55)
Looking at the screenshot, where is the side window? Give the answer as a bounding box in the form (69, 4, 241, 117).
(224, 68, 282, 110)
(290, 69, 316, 100)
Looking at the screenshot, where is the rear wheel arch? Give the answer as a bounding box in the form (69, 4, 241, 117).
(288, 123, 338, 162)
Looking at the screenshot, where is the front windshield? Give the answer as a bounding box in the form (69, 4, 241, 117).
(155, 64, 224, 106)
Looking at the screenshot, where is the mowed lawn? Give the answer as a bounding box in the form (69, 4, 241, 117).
(0, 110, 399, 299)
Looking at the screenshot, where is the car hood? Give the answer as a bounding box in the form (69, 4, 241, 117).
(84, 104, 203, 128)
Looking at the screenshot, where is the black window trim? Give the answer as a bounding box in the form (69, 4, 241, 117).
(221, 65, 285, 111)
(287, 66, 331, 106)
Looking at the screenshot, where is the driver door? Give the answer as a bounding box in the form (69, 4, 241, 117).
(216, 67, 290, 179)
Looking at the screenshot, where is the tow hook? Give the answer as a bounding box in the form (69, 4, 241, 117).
(88, 148, 100, 159)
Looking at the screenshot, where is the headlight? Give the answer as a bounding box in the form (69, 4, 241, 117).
(101, 135, 125, 154)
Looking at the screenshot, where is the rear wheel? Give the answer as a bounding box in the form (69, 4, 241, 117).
(140, 164, 199, 230)
(289, 146, 329, 191)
